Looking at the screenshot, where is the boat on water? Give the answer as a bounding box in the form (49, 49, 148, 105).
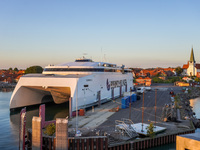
(10, 57, 134, 113)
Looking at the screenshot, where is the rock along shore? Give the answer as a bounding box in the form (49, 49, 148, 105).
(176, 87, 200, 128)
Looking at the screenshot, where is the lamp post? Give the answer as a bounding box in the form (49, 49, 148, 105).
(141, 91, 144, 132)
(75, 74, 79, 136)
(129, 87, 132, 121)
(155, 88, 157, 128)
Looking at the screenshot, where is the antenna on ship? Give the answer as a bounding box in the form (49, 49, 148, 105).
(104, 54, 107, 62)
(101, 47, 103, 62)
(83, 53, 87, 58)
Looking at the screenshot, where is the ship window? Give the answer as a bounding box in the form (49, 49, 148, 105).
(44, 68, 132, 73)
(75, 59, 93, 62)
(44, 68, 105, 72)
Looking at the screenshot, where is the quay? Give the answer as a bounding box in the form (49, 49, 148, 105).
(68, 83, 196, 149)
(25, 83, 197, 149)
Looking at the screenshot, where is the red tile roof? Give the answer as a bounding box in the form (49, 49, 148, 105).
(17, 70, 25, 74)
(183, 62, 189, 69)
(195, 64, 200, 69)
(16, 75, 23, 80)
(182, 62, 200, 69)
(163, 68, 175, 72)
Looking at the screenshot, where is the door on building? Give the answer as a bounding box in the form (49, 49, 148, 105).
(111, 88, 114, 99)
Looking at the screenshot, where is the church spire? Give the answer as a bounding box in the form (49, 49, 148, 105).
(190, 47, 195, 63)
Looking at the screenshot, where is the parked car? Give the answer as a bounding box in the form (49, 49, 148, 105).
(136, 87, 145, 94)
(145, 86, 151, 91)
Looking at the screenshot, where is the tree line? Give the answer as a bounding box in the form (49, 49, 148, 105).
(6, 66, 43, 74)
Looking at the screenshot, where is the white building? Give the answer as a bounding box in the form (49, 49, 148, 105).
(182, 48, 200, 77)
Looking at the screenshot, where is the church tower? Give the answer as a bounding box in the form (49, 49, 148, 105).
(190, 47, 195, 63)
(188, 47, 196, 76)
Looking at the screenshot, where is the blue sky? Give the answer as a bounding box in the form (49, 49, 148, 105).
(0, 0, 200, 69)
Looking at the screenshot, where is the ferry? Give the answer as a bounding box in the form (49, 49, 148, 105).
(10, 57, 134, 113)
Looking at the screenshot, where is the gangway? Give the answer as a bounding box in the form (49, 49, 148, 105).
(115, 118, 138, 139)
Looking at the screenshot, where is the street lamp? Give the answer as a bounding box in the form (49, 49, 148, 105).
(75, 74, 79, 136)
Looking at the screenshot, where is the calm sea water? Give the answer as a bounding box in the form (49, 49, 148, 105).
(0, 91, 199, 149)
(0, 91, 69, 150)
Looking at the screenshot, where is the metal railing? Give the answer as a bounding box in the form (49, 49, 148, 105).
(121, 118, 134, 125)
(115, 119, 137, 138)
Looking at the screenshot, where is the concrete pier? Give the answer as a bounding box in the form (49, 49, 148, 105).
(32, 116, 42, 150)
(69, 84, 192, 135)
(67, 84, 196, 148)
(56, 118, 68, 150)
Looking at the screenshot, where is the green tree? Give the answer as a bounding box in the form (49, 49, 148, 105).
(43, 123, 55, 136)
(195, 77, 200, 82)
(146, 122, 155, 138)
(175, 67, 183, 76)
(14, 67, 19, 72)
(9, 67, 13, 71)
(25, 66, 43, 74)
(152, 77, 164, 83)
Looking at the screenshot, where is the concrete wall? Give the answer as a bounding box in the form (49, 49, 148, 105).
(176, 134, 200, 150)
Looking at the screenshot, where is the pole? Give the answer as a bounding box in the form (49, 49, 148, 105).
(129, 103, 131, 120)
(141, 91, 144, 132)
(155, 89, 157, 128)
(76, 75, 78, 136)
(84, 88, 86, 109)
(129, 90, 131, 120)
(19, 110, 21, 150)
(23, 113, 26, 150)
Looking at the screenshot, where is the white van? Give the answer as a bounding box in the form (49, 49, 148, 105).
(136, 87, 145, 94)
(145, 86, 151, 91)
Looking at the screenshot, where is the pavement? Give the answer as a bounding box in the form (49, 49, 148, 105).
(68, 98, 121, 129)
(68, 84, 195, 136)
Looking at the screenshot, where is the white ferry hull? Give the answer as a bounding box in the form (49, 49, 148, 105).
(10, 73, 133, 112)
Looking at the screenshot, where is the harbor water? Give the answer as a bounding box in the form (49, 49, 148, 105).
(0, 91, 69, 150)
(0, 91, 199, 149)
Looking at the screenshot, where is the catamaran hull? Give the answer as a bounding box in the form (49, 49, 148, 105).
(10, 73, 133, 111)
